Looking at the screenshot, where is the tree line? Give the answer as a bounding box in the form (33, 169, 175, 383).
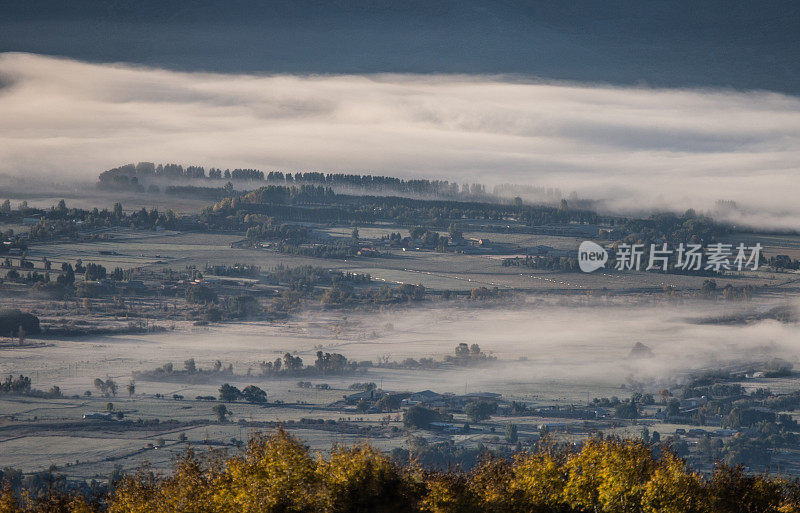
(97, 162, 487, 198)
(4, 429, 800, 512)
(200, 186, 598, 235)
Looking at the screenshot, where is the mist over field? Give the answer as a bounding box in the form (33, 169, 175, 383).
(4, 300, 796, 398)
(345, 301, 800, 389)
(1, 52, 799, 229)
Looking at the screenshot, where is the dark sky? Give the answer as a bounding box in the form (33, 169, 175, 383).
(1, 0, 798, 94)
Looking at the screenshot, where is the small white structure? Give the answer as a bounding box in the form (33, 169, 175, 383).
(83, 412, 113, 420)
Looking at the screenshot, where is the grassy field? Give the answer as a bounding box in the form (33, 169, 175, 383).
(1, 212, 800, 481)
(2, 295, 799, 478)
(12, 227, 795, 295)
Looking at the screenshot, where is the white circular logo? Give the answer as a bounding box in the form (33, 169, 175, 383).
(578, 241, 608, 273)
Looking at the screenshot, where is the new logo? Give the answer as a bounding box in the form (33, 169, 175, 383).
(578, 241, 608, 273)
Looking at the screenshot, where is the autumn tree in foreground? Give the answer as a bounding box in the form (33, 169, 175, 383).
(3, 429, 800, 512)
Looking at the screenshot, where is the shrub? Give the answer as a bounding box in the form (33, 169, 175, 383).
(186, 285, 217, 305)
(465, 401, 497, 423)
(0, 309, 41, 336)
(403, 405, 439, 429)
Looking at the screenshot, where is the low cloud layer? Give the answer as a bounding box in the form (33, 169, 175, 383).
(1, 52, 799, 228)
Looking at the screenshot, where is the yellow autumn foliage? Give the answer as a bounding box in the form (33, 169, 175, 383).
(208, 429, 319, 513)
(418, 473, 480, 513)
(316, 444, 414, 512)
(508, 452, 567, 512)
(4, 430, 800, 513)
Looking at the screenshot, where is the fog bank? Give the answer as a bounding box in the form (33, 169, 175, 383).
(1, 53, 799, 229)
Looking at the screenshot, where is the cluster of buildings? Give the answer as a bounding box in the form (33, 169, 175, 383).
(340, 388, 503, 414)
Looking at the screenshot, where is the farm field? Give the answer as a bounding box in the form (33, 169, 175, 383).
(2, 297, 799, 477)
(2, 190, 800, 483)
(7, 227, 797, 295)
